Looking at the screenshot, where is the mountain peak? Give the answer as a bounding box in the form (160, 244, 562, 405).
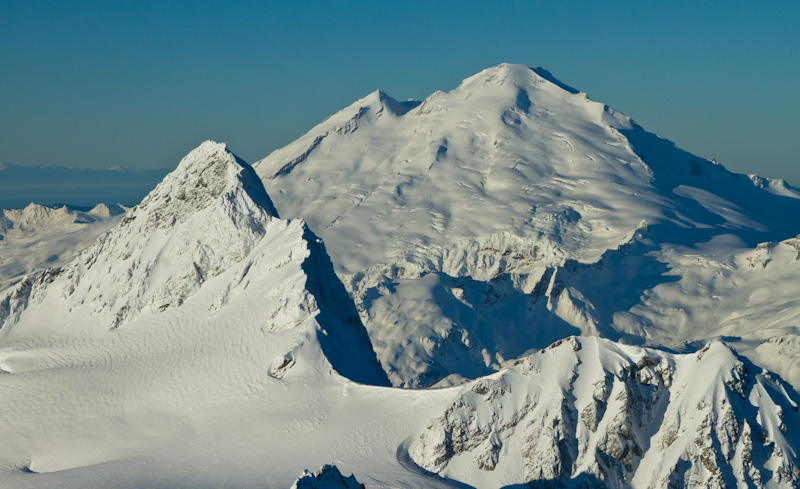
(0, 141, 285, 332)
(457, 63, 580, 96)
(145, 140, 278, 220)
(353, 89, 420, 118)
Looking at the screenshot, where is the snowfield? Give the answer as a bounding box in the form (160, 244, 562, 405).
(0, 65, 799, 488)
(255, 63, 800, 390)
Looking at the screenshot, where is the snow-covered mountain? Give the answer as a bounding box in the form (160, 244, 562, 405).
(0, 141, 385, 383)
(254, 63, 800, 388)
(0, 141, 403, 488)
(1, 66, 799, 489)
(411, 337, 799, 489)
(0, 203, 127, 291)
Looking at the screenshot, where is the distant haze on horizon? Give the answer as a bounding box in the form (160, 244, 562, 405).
(1, 1, 798, 201)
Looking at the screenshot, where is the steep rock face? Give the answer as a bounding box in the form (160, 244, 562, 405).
(409, 337, 800, 489)
(254, 64, 800, 388)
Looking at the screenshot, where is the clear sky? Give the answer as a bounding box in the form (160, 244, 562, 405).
(1, 1, 798, 186)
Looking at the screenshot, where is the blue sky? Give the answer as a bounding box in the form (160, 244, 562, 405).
(1, 1, 798, 195)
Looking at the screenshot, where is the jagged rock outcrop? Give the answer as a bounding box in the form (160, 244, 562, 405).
(290, 465, 365, 489)
(410, 337, 799, 489)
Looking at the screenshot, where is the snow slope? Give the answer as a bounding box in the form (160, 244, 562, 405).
(254, 64, 800, 388)
(0, 141, 384, 385)
(0, 141, 798, 489)
(0, 142, 413, 488)
(0, 203, 126, 291)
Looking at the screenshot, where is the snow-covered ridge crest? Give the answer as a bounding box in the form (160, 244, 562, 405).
(0, 141, 280, 332)
(410, 336, 800, 489)
(266, 89, 420, 180)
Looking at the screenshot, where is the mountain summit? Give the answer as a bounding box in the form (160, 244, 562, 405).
(1, 141, 278, 334)
(254, 64, 800, 388)
(0, 141, 387, 386)
(256, 63, 799, 274)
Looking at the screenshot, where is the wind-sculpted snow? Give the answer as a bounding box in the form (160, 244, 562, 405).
(409, 337, 800, 489)
(255, 63, 800, 387)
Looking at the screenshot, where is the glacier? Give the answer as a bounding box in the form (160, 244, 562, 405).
(255, 63, 800, 390)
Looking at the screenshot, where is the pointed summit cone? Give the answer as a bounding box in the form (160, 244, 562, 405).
(0, 139, 387, 385)
(141, 140, 278, 221)
(0, 141, 280, 333)
(0, 139, 387, 381)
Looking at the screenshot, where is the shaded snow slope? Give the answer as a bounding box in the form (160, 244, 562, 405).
(254, 64, 800, 387)
(410, 336, 800, 489)
(0, 203, 127, 291)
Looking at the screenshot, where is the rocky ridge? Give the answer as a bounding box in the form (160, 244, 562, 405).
(290, 465, 365, 489)
(410, 337, 799, 489)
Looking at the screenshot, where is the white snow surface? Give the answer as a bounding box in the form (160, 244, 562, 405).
(0, 203, 126, 291)
(254, 63, 800, 388)
(2, 67, 800, 489)
(0, 142, 412, 488)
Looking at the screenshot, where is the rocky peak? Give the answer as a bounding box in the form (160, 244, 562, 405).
(0, 141, 281, 332)
(136, 140, 277, 227)
(410, 337, 800, 488)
